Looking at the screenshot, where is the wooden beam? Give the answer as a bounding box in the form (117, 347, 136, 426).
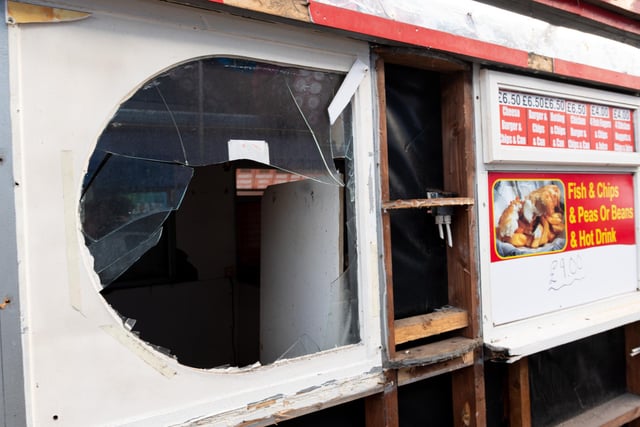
(373, 47, 469, 73)
(625, 322, 640, 427)
(440, 71, 479, 339)
(376, 56, 397, 360)
(382, 197, 474, 210)
(452, 355, 487, 427)
(508, 358, 532, 427)
(394, 308, 468, 345)
(441, 68, 485, 427)
(365, 370, 399, 427)
(626, 322, 640, 393)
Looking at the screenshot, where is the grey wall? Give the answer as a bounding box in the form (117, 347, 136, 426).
(0, 1, 27, 425)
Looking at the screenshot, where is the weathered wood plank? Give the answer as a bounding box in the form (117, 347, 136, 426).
(452, 356, 487, 427)
(625, 322, 640, 427)
(381, 197, 474, 210)
(376, 56, 397, 360)
(365, 370, 399, 427)
(556, 393, 640, 427)
(398, 351, 474, 386)
(508, 358, 532, 427)
(373, 47, 469, 73)
(394, 308, 468, 345)
(387, 337, 481, 369)
(441, 68, 485, 427)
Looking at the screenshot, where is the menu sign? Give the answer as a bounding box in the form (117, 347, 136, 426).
(488, 172, 637, 324)
(499, 90, 635, 152)
(490, 173, 635, 262)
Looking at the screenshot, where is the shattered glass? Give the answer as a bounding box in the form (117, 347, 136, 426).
(80, 57, 349, 286)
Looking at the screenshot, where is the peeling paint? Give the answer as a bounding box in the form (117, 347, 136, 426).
(296, 385, 321, 394)
(246, 394, 283, 411)
(6, 1, 91, 24)
(528, 52, 554, 72)
(170, 370, 383, 426)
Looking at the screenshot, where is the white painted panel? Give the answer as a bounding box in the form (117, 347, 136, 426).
(490, 245, 637, 325)
(260, 180, 346, 363)
(10, 1, 381, 425)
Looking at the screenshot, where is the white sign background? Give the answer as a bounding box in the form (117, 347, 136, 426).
(490, 245, 637, 325)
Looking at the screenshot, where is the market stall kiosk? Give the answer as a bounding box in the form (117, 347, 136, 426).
(477, 69, 640, 425)
(2, 0, 640, 426)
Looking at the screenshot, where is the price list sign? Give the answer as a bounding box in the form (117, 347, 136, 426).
(613, 107, 635, 152)
(498, 90, 636, 152)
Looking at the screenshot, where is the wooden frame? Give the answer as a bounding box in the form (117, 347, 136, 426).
(365, 49, 485, 426)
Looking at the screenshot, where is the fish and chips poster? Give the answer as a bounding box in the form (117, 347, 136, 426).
(488, 172, 638, 324)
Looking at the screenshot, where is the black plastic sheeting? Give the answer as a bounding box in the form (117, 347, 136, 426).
(80, 57, 347, 286)
(529, 328, 626, 426)
(384, 63, 449, 318)
(484, 328, 626, 426)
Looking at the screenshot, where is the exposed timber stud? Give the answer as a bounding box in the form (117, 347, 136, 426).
(508, 358, 532, 427)
(441, 69, 485, 427)
(625, 322, 640, 427)
(376, 55, 397, 360)
(365, 370, 399, 427)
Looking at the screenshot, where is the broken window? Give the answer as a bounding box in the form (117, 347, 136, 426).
(80, 57, 359, 369)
